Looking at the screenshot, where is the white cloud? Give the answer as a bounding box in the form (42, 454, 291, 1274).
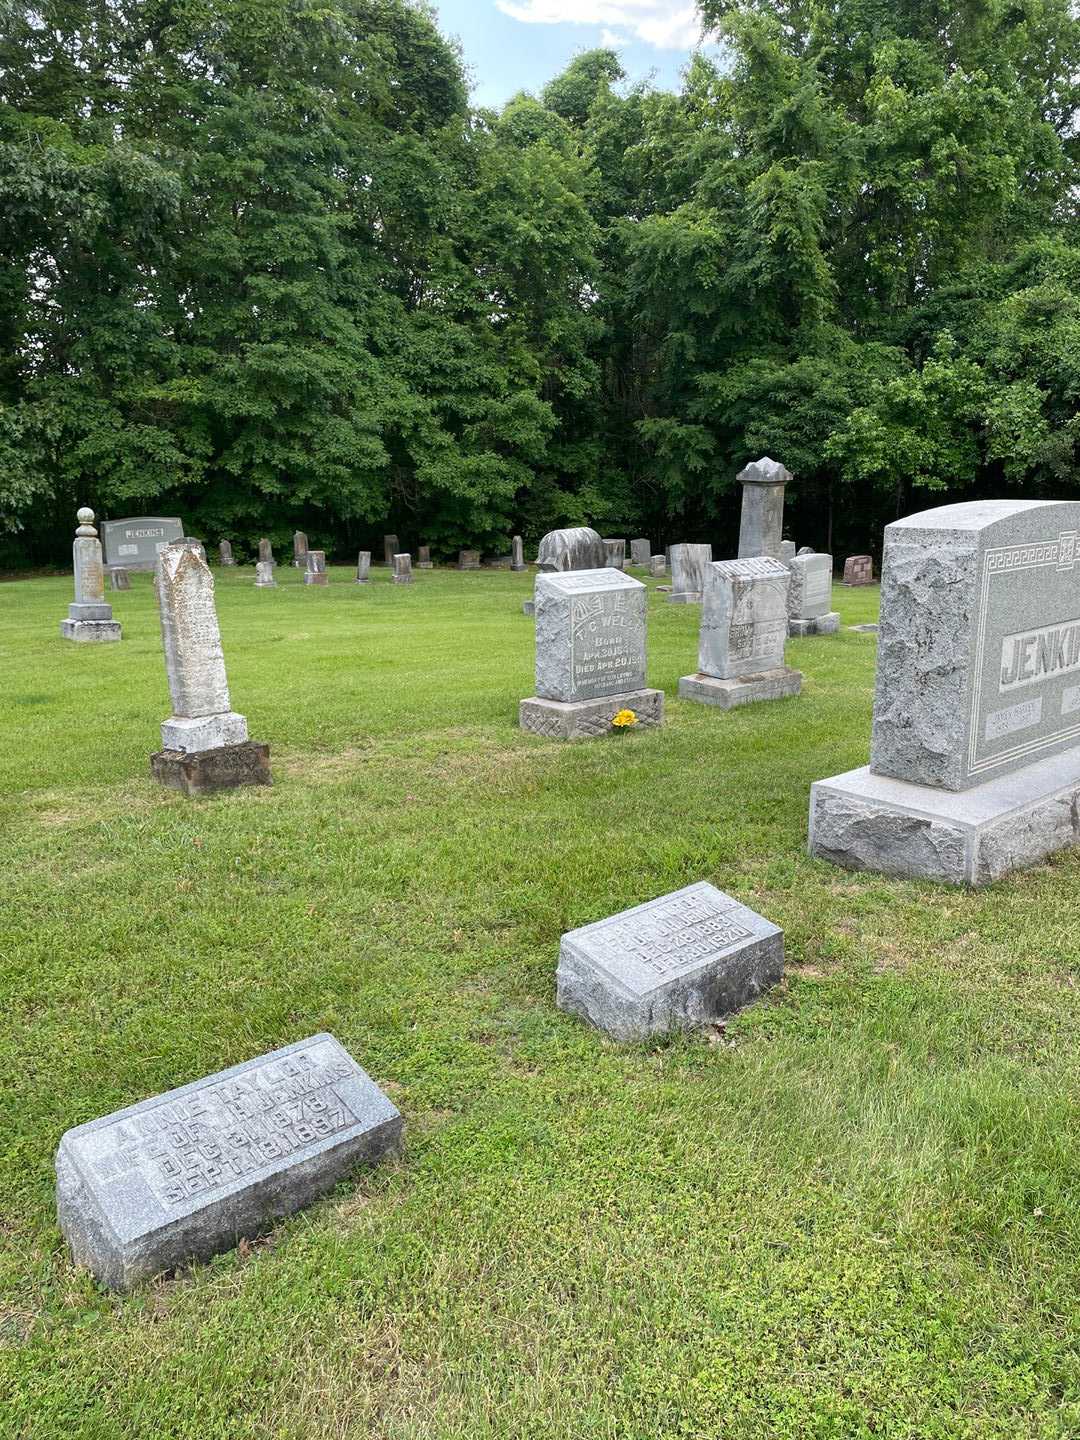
(496, 1, 707, 51)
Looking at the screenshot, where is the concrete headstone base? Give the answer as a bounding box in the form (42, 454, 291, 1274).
(678, 667, 802, 710)
(151, 741, 272, 796)
(808, 745, 1080, 886)
(789, 612, 840, 637)
(161, 711, 248, 752)
(60, 619, 122, 644)
(519, 687, 663, 741)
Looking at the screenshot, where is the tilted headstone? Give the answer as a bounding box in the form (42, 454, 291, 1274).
(630, 539, 651, 567)
(520, 569, 663, 739)
(304, 551, 328, 586)
(292, 532, 309, 568)
(779, 540, 797, 565)
(679, 556, 802, 709)
(150, 540, 270, 794)
(392, 553, 413, 585)
(218, 540, 235, 567)
(737, 457, 791, 561)
(603, 539, 626, 570)
(101, 516, 184, 572)
(383, 534, 399, 566)
(56, 1033, 403, 1291)
(258, 538, 275, 567)
(557, 882, 783, 1041)
(810, 500, 1080, 885)
(458, 550, 481, 570)
(535, 527, 607, 573)
(109, 569, 131, 592)
(255, 560, 276, 588)
(511, 535, 526, 571)
(843, 555, 873, 586)
(418, 545, 433, 569)
(61, 508, 122, 644)
(650, 555, 666, 578)
(788, 553, 839, 636)
(668, 543, 713, 604)
(356, 551, 371, 584)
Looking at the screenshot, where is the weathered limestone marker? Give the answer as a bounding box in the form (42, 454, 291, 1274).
(258, 538, 275, 567)
(418, 545, 433, 569)
(680, 557, 802, 709)
(383, 534, 399, 566)
(810, 500, 1080, 885)
(356, 551, 371, 584)
(668, 543, 713, 604)
(603, 538, 626, 570)
(737, 456, 791, 560)
(109, 569, 131, 592)
(535, 527, 607, 572)
(779, 540, 797, 565)
(650, 554, 666, 578)
(511, 535, 526, 571)
(304, 551, 328, 587)
(56, 1033, 404, 1291)
(843, 555, 873, 586)
(630, 539, 651, 568)
(458, 550, 481, 570)
(293, 532, 308, 568)
(151, 540, 270, 795)
(255, 560, 276, 588)
(392, 553, 413, 585)
(788, 553, 839, 636)
(557, 882, 783, 1041)
(101, 516, 183, 572)
(219, 540, 235, 567)
(61, 508, 122, 644)
(520, 569, 663, 739)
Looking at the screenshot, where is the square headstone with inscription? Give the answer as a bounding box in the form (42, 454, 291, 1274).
(788, 552, 839, 636)
(520, 569, 663, 739)
(810, 500, 1080, 884)
(557, 882, 783, 1041)
(680, 557, 802, 709)
(630, 538, 651, 567)
(56, 1034, 403, 1290)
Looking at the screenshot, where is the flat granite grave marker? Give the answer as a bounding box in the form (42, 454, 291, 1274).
(61, 508, 122, 644)
(668, 543, 713, 604)
(788, 553, 839, 636)
(304, 551, 328, 586)
(255, 560, 276, 588)
(151, 540, 270, 794)
(293, 532, 309, 568)
(356, 551, 371, 584)
(56, 1033, 403, 1291)
(458, 549, 481, 570)
(631, 538, 651, 567)
(557, 882, 783, 1041)
(101, 516, 184, 572)
(520, 569, 663, 739)
(843, 555, 873, 586)
(511, 536, 526, 571)
(680, 556, 803, 709)
(418, 545, 433, 569)
(810, 499, 1080, 884)
(392, 553, 413, 585)
(536, 527, 606, 572)
(738, 457, 790, 560)
(218, 540, 235, 567)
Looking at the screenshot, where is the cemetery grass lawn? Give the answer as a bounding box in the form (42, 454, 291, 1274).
(3, 565, 1080, 1440)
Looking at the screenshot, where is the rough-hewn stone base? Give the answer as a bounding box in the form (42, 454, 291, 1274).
(809, 746, 1080, 886)
(678, 667, 803, 710)
(151, 741, 272, 796)
(60, 619, 122, 644)
(789, 612, 840, 637)
(520, 688, 663, 741)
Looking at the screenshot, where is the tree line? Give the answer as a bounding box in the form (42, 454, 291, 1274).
(2, 0, 1078, 568)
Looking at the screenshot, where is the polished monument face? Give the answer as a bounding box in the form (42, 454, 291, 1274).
(871, 499, 1080, 791)
(534, 568, 647, 703)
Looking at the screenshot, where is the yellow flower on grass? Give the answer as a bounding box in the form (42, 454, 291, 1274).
(612, 709, 638, 729)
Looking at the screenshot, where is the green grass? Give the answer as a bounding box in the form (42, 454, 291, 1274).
(2, 564, 1079, 1439)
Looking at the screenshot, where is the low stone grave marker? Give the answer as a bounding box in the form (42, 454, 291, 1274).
(383, 534, 399, 566)
(603, 538, 626, 569)
(668, 543, 713, 604)
(392, 553, 413, 584)
(356, 551, 371, 584)
(458, 550, 481, 570)
(788, 553, 839, 636)
(304, 551, 328, 586)
(630, 538, 651, 567)
(680, 557, 802, 708)
(109, 569, 131, 592)
(536, 527, 606, 572)
(650, 555, 666, 577)
(101, 516, 184, 572)
(511, 536, 526, 571)
(418, 545, 433, 569)
(56, 1033, 403, 1291)
(219, 540, 235, 567)
(293, 531, 309, 568)
(779, 540, 797, 565)
(557, 882, 783, 1041)
(843, 555, 873, 586)
(255, 561, 276, 588)
(258, 538, 275, 567)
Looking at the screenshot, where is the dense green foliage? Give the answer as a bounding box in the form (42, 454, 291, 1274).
(2, 0, 1079, 564)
